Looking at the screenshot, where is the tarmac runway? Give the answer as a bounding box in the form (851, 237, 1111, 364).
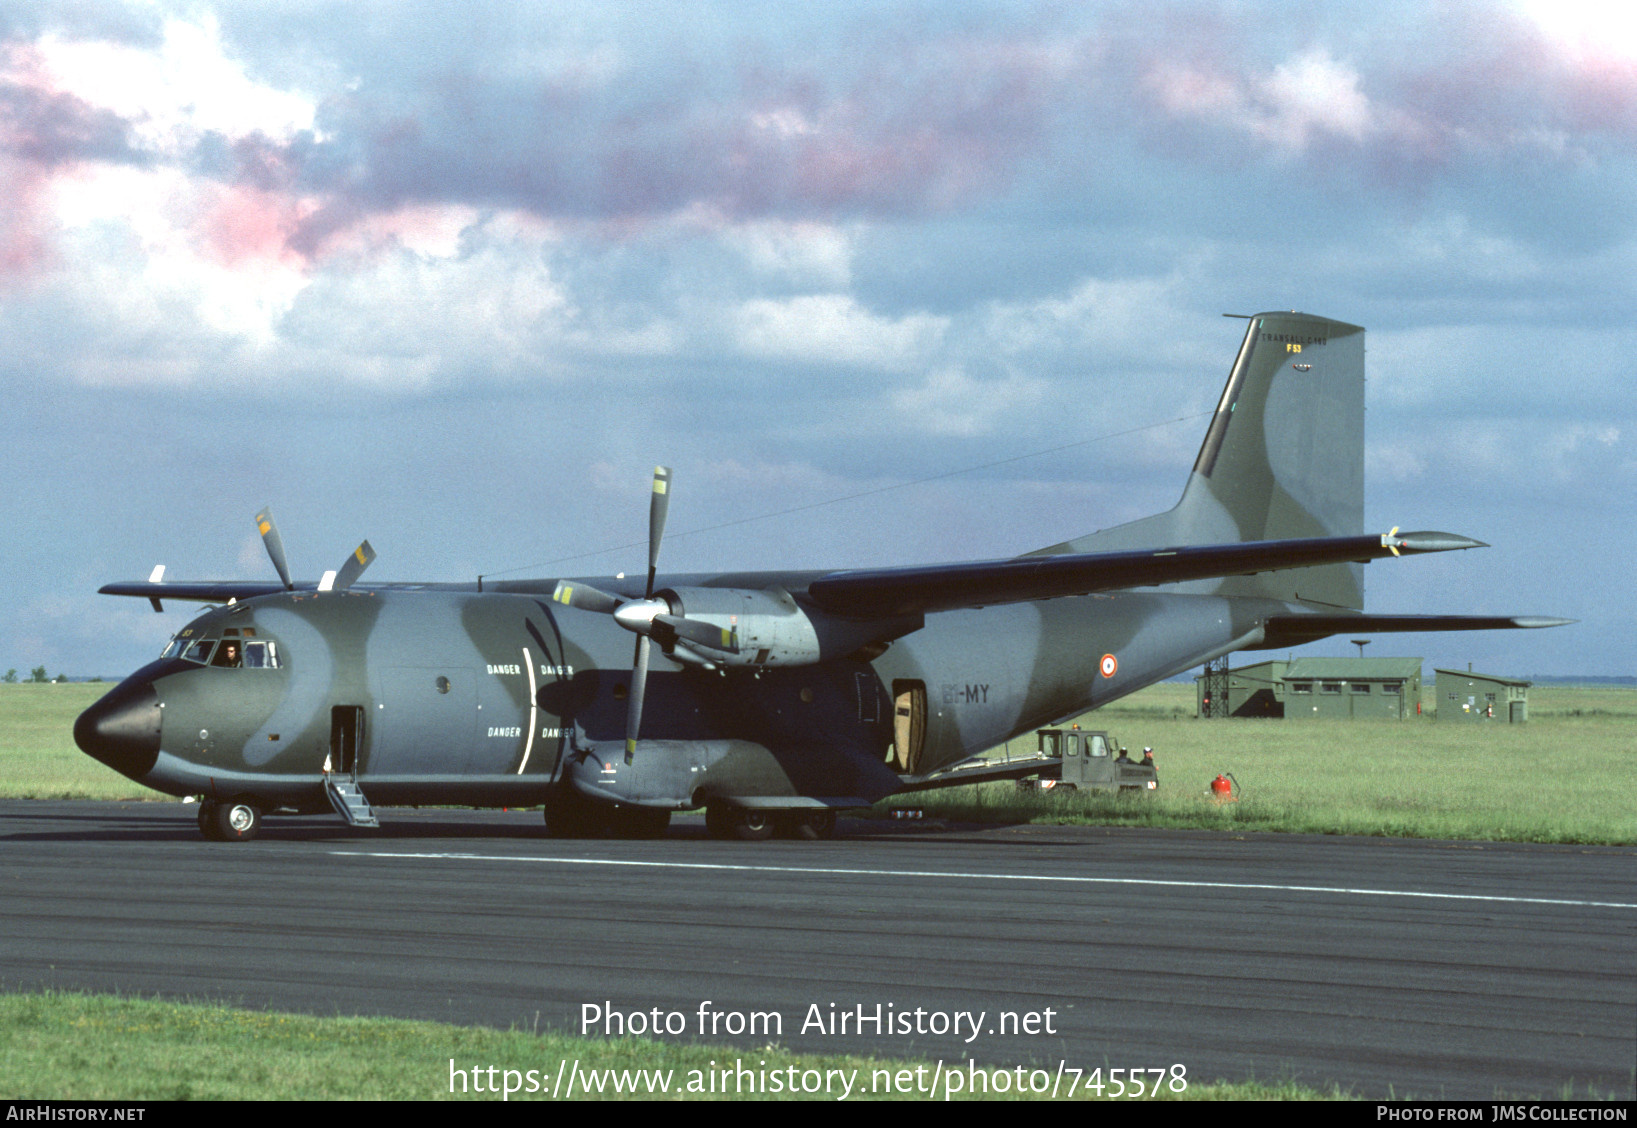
(2, 800, 1633, 1100)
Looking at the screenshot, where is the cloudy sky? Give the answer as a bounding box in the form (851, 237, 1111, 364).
(3, 0, 1632, 678)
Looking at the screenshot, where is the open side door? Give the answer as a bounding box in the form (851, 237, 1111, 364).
(330, 705, 364, 774)
(890, 680, 926, 773)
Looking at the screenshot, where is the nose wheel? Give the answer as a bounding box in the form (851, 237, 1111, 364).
(196, 798, 262, 842)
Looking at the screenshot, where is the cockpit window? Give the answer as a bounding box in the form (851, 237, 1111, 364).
(168, 633, 279, 668)
(242, 641, 279, 669)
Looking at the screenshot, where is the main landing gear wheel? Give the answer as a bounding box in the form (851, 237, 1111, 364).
(706, 804, 775, 841)
(784, 809, 837, 840)
(206, 799, 261, 842)
(197, 800, 221, 840)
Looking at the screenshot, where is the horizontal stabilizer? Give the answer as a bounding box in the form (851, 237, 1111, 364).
(1262, 613, 1574, 648)
(808, 531, 1482, 619)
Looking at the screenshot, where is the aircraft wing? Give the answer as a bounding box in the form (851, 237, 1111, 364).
(99, 578, 405, 608)
(100, 581, 291, 604)
(805, 531, 1482, 618)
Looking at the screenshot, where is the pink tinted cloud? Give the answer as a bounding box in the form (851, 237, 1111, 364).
(1566, 49, 1637, 134)
(683, 34, 1084, 219)
(1132, 5, 1637, 169)
(275, 30, 1091, 228)
(0, 151, 54, 276)
(19, 5, 1624, 251)
(0, 40, 139, 279)
(1412, 16, 1637, 143)
(198, 181, 316, 268)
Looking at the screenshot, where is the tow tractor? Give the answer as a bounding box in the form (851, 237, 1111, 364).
(888, 725, 1160, 796)
(1022, 727, 1159, 793)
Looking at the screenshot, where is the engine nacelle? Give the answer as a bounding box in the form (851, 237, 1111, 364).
(655, 586, 919, 669)
(658, 586, 821, 666)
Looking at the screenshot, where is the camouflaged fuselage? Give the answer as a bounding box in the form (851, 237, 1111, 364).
(86, 575, 1288, 810)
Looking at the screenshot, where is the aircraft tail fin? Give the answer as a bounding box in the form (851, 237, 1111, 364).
(1032, 311, 1367, 609)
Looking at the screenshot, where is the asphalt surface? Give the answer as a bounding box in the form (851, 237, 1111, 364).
(2, 800, 1633, 1100)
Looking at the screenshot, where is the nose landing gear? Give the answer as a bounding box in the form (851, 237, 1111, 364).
(196, 798, 262, 842)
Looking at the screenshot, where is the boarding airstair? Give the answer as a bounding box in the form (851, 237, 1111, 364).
(324, 774, 380, 828)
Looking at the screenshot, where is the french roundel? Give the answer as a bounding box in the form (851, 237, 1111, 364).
(1100, 653, 1118, 678)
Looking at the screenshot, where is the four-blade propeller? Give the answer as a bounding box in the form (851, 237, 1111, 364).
(549, 467, 737, 763)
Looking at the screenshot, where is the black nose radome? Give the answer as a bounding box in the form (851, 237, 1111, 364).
(74, 680, 162, 779)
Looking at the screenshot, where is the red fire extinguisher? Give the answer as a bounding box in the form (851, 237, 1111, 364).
(1209, 773, 1239, 801)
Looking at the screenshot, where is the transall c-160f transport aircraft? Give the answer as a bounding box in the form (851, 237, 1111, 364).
(75, 312, 1567, 841)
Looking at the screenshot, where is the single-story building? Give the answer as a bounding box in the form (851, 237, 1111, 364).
(1280, 657, 1424, 720)
(1195, 657, 1425, 719)
(1434, 669, 1530, 723)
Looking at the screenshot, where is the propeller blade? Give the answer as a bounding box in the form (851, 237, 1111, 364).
(625, 466, 672, 763)
(625, 634, 650, 764)
(645, 466, 671, 598)
(254, 507, 293, 590)
(332, 540, 376, 592)
(653, 613, 738, 654)
(551, 580, 624, 614)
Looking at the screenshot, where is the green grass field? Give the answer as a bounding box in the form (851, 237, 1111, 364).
(0, 684, 149, 800)
(894, 682, 1637, 844)
(0, 991, 1336, 1101)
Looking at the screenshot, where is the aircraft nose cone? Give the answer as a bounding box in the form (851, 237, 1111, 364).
(74, 680, 162, 780)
